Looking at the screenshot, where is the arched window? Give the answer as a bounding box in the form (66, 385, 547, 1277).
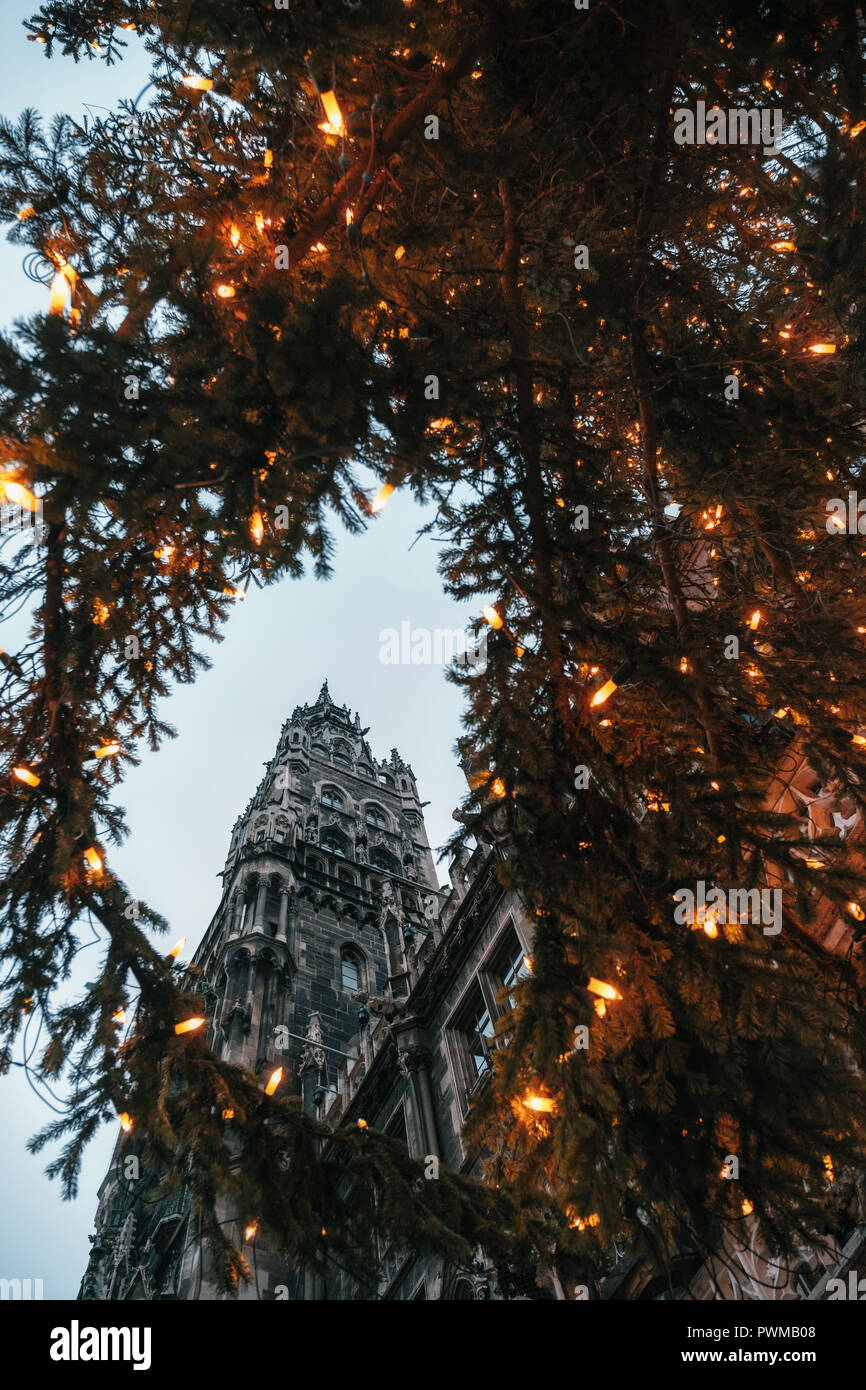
(321, 786, 344, 809)
(320, 830, 347, 858)
(371, 847, 400, 874)
(333, 741, 353, 765)
(341, 948, 364, 992)
(378, 772, 395, 787)
(365, 804, 389, 829)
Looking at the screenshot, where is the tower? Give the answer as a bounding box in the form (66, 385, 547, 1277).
(79, 681, 446, 1300)
(197, 678, 442, 1110)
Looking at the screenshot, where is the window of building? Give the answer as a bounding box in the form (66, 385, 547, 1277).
(333, 742, 352, 765)
(320, 830, 347, 858)
(446, 924, 530, 1104)
(487, 925, 531, 1009)
(449, 985, 495, 1082)
(311, 742, 328, 755)
(384, 1103, 409, 1150)
(371, 847, 399, 874)
(378, 772, 395, 787)
(321, 786, 343, 809)
(341, 948, 363, 992)
(365, 804, 389, 829)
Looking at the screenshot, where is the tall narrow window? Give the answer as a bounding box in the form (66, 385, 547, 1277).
(341, 948, 363, 992)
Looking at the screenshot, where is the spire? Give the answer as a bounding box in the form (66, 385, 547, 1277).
(316, 679, 330, 705)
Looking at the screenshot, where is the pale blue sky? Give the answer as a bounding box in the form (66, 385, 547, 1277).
(0, 4, 479, 1298)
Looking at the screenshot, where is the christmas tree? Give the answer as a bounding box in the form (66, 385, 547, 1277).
(2, 0, 866, 1292)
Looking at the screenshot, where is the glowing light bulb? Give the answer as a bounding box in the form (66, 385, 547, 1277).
(244, 1222, 257, 1241)
(523, 1095, 555, 1113)
(587, 978, 621, 1001)
(483, 606, 504, 630)
(2, 479, 38, 511)
(370, 483, 394, 514)
(182, 74, 214, 91)
(591, 679, 617, 708)
(169, 938, 187, 959)
(215, 284, 236, 299)
(13, 766, 40, 787)
(94, 742, 120, 759)
(808, 343, 836, 354)
(318, 89, 344, 134)
(749, 610, 761, 630)
(49, 270, 70, 315)
(250, 509, 264, 544)
(265, 1067, 282, 1096)
(83, 846, 103, 873)
(119, 1113, 132, 1132)
(174, 1017, 205, 1035)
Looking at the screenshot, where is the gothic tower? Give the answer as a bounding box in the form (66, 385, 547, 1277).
(79, 681, 446, 1300)
(196, 678, 442, 1104)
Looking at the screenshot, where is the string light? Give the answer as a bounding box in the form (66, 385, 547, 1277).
(265, 1066, 282, 1095)
(317, 88, 345, 135)
(112, 1009, 126, 1023)
(523, 1094, 555, 1113)
(83, 846, 103, 873)
(222, 1108, 234, 1120)
(587, 978, 621, 1001)
(182, 74, 214, 91)
(13, 766, 40, 787)
(2, 479, 38, 511)
(244, 1221, 257, 1241)
(591, 661, 635, 708)
(174, 1017, 205, 1035)
(215, 284, 236, 299)
(119, 1113, 132, 1132)
(169, 938, 187, 959)
(93, 742, 120, 759)
(483, 606, 504, 630)
(749, 610, 761, 630)
(808, 343, 836, 354)
(250, 510, 264, 545)
(370, 483, 394, 514)
(741, 1198, 753, 1216)
(848, 902, 865, 922)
